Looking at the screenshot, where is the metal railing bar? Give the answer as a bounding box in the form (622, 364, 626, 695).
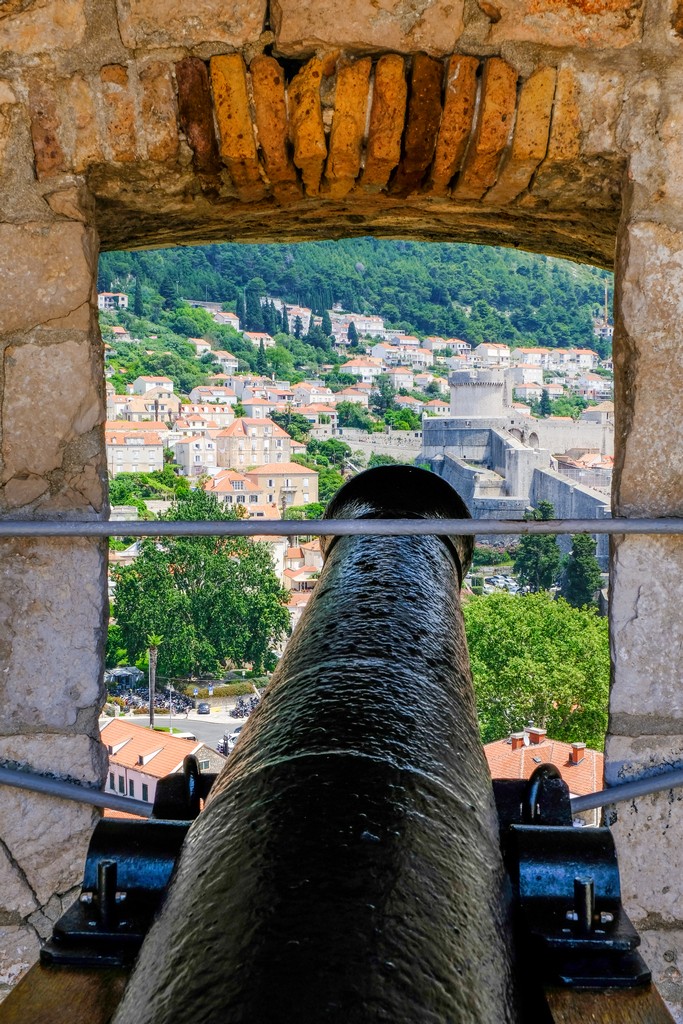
(0, 765, 153, 817)
(3, 759, 683, 820)
(570, 768, 683, 813)
(1, 517, 683, 538)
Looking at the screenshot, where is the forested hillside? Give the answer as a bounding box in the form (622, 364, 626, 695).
(99, 239, 613, 355)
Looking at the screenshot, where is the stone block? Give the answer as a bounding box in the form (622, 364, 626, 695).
(210, 54, 266, 201)
(0, 786, 98, 906)
(0, 0, 85, 56)
(610, 538, 683, 728)
(430, 56, 479, 194)
(67, 74, 103, 173)
(324, 58, 371, 198)
(250, 55, 301, 203)
(139, 62, 178, 163)
(361, 54, 407, 190)
(391, 54, 444, 195)
(2, 339, 102, 482)
(288, 58, 328, 196)
(272, 0, 464, 56)
(0, 539, 107, 733)
(639, 929, 683, 1020)
(100, 64, 137, 164)
(485, 0, 642, 48)
(614, 223, 683, 515)
(0, 843, 38, 921)
(484, 66, 556, 205)
(28, 79, 66, 178)
(0, 925, 40, 998)
(454, 58, 517, 202)
(175, 57, 221, 177)
(0, 222, 94, 335)
(116, 0, 267, 49)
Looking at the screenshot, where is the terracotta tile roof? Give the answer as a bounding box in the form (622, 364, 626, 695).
(484, 735, 603, 797)
(246, 462, 317, 476)
(100, 719, 202, 779)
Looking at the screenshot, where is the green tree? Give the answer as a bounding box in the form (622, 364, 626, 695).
(134, 277, 144, 317)
(463, 592, 609, 749)
(256, 339, 268, 374)
(236, 292, 246, 330)
(293, 315, 303, 340)
(336, 401, 374, 431)
(370, 374, 396, 416)
(321, 309, 333, 338)
(539, 388, 552, 417)
(347, 321, 359, 346)
(271, 410, 312, 442)
(111, 490, 290, 677)
(513, 501, 561, 592)
(561, 534, 603, 608)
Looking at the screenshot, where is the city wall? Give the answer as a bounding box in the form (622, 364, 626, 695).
(0, 0, 683, 1012)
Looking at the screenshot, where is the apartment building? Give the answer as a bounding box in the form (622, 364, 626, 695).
(105, 427, 164, 476)
(214, 417, 292, 469)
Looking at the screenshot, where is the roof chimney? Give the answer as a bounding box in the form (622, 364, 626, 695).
(510, 732, 525, 751)
(527, 727, 547, 745)
(570, 742, 586, 764)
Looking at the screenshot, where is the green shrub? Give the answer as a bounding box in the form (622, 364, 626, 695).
(472, 545, 516, 567)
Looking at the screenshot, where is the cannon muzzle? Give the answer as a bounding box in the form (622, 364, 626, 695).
(113, 466, 518, 1023)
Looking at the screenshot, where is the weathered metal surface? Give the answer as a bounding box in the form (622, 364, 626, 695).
(113, 467, 518, 1024)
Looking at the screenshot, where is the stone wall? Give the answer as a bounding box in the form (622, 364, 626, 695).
(1, 0, 683, 1014)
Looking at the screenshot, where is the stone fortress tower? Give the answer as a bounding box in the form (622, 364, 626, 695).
(449, 368, 510, 419)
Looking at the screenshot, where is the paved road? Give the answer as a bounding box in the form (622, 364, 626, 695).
(101, 711, 247, 751)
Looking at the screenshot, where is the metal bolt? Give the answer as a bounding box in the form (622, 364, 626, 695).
(96, 859, 118, 929)
(573, 876, 595, 934)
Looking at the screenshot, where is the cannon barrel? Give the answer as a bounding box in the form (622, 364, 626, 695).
(113, 466, 519, 1024)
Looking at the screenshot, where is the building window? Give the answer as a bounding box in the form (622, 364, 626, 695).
(249, 495, 258, 503)
(303, 478, 309, 487)
(236, 494, 245, 503)
(129, 779, 135, 797)
(109, 772, 115, 790)
(268, 494, 273, 502)
(118, 776, 125, 794)
(268, 479, 274, 487)
(276, 439, 282, 448)
(199, 759, 210, 770)
(142, 783, 149, 802)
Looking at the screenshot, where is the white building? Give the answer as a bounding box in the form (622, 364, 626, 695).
(98, 291, 129, 310)
(174, 435, 218, 477)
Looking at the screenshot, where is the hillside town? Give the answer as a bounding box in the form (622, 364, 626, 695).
(103, 290, 614, 632)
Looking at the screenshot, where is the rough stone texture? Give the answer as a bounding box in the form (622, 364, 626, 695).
(0, 0, 86, 56)
(484, 66, 556, 204)
(100, 64, 138, 165)
(528, 67, 581, 200)
(210, 54, 266, 201)
(250, 55, 301, 203)
(116, 0, 267, 49)
(273, 0, 464, 55)
(0, 925, 41, 998)
(175, 57, 221, 177)
(0, 222, 94, 335)
(139, 62, 178, 163)
(288, 58, 328, 196)
(454, 58, 518, 201)
(28, 79, 66, 179)
(0, 540, 107, 730)
(485, 0, 643, 48)
(614, 222, 683, 515)
(361, 54, 407, 190)
(430, 55, 478, 194)
(66, 75, 103, 174)
(639, 930, 683, 1023)
(324, 58, 371, 198)
(391, 54, 444, 195)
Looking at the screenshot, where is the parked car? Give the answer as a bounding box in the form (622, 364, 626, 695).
(227, 725, 244, 752)
(197, 702, 211, 715)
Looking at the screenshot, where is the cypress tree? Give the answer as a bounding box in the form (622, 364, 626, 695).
(347, 321, 359, 346)
(561, 534, 602, 608)
(281, 305, 290, 334)
(293, 315, 303, 340)
(134, 277, 144, 317)
(321, 309, 333, 338)
(257, 340, 268, 375)
(540, 388, 552, 417)
(513, 501, 561, 593)
(236, 292, 246, 331)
